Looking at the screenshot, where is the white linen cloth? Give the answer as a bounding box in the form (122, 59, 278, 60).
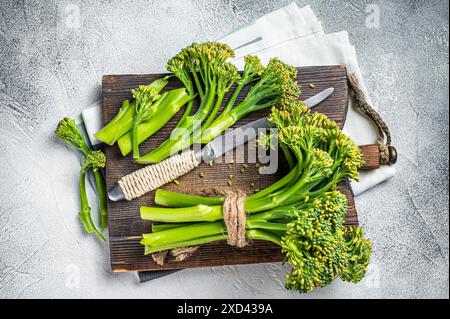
(81, 3, 395, 196)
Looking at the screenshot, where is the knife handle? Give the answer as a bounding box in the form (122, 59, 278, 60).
(359, 144, 397, 170)
(117, 150, 200, 200)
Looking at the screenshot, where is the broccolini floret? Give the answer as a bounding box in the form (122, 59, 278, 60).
(130, 85, 161, 158)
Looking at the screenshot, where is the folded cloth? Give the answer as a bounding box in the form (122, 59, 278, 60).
(81, 101, 103, 146)
(81, 3, 395, 196)
(220, 4, 395, 195)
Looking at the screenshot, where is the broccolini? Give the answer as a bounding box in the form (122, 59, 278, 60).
(56, 117, 108, 230)
(138, 101, 371, 292)
(94, 76, 170, 146)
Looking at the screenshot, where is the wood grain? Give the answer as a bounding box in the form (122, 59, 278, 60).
(103, 65, 362, 272)
(359, 144, 381, 170)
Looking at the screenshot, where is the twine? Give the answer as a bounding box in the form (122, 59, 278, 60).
(348, 73, 394, 165)
(151, 189, 247, 265)
(171, 246, 200, 261)
(151, 250, 168, 266)
(219, 189, 248, 248)
(118, 150, 199, 200)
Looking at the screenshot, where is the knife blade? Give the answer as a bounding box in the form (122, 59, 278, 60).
(108, 87, 334, 201)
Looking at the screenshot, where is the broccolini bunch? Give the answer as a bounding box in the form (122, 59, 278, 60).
(138, 102, 372, 293)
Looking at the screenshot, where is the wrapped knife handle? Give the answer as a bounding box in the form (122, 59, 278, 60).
(118, 150, 200, 200)
(359, 144, 397, 170)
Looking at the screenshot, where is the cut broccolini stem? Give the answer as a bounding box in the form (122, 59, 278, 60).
(117, 88, 191, 156)
(141, 221, 225, 246)
(154, 189, 223, 207)
(144, 234, 227, 255)
(151, 222, 192, 233)
(94, 77, 170, 145)
(143, 229, 281, 255)
(136, 81, 219, 164)
(93, 170, 108, 230)
(141, 212, 288, 247)
(140, 204, 223, 223)
(94, 100, 133, 146)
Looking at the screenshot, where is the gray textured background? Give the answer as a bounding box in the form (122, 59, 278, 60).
(0, 0, 448, 298)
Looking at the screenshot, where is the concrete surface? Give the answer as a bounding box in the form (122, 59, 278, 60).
(0, 0, 448, 299)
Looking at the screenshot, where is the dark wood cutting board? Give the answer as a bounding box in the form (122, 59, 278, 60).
(103, 65, 360, 272)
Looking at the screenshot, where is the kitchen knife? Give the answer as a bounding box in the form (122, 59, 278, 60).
(108, 87, 334, 201)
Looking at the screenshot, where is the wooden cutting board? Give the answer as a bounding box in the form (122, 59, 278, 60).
(103, 65, 363, 272)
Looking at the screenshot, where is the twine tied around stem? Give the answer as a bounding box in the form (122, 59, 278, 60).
(348, 73, 397, 165)
(151, 189, 248, 265)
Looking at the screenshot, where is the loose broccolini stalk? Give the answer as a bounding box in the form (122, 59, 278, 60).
(141, 191, 372, 293)
(79, 151, 106, 241)
(56, 117, 108, 230)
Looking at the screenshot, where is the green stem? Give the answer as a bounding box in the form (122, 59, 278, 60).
(222, 81, 245, 114)
(145, 225, 281, 252)
(151, 222, 191, 232)
(200, 93, 225, 130)
(137, 83, 218, 163)
(93, 170, 108, 229)
(191, 71, 204, 99)
(132, 114, 141, 159)
(144, 234, 227, 255)
(95, 100, 134, 145)
(247, 164, 299, 201)
(117, 88, 191, 156)
(245, 220, 288, 232)
(155, 189, 223, 207)
(140, 204, 223, 223)
(199, 89, 276, 145)
(246, 229, 282, 246)
(79, 143, 108, 230)
(141, 221, 225, 246)
(200, 112, 237, 144)
(95, 77, 169, 145)
(244, 172, 309, 213)
(281, 144, 295, 169)
(79, 170, 105, 241)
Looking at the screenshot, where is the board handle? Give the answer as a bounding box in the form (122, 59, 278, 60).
(359, 144, 397, 170)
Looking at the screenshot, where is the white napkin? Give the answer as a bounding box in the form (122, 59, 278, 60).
(81, 101, 103, 146)
(218, 3, 395, 196)
(81, 3, 395, 196)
